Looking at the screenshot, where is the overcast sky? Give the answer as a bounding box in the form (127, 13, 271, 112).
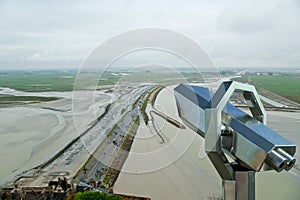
(0, 0, 300, 69)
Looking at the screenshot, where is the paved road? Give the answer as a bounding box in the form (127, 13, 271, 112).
(259, 95, 289, 107)
(78, 86, 155, 183)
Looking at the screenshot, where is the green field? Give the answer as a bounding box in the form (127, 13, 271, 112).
(0, 70, 77, 92)
(233, 75, 300, 104)
(0, 94, 60, 106)
(0, 70, 205, 92)
(0, 70, 121, 92)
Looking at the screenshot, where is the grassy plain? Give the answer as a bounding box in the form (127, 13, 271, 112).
(0, 94, 60, 106)
(0, 70, 122, 92)
(233, 75, 300, 104)
(0, 70, 205, 92)
(0, 70, 76, 92)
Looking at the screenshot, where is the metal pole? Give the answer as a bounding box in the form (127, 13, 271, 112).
(235, 171, 255, 200)
(223, 171, 255, 200)
(223, 179, 235, 200)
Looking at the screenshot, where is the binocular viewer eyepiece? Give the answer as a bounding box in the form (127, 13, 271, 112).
(266, 148, 296, 172)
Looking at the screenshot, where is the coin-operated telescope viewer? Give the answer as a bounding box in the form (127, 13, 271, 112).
(174, 81, 296, 200)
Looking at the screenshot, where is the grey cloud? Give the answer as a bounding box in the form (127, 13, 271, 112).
(0, 0, 299, 69)
(216, 1, 284, 34)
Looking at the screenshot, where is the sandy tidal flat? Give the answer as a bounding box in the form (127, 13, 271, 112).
(0, 107, 62, 180)
(0, 90, 112, 185)
(114, 86, 222, 199)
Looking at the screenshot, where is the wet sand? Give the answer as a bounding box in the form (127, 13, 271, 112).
(114, 86, 222, 199)
(0, 91, 112, 184)
(114, 84, 300, 200)
(0, 107, 60, 179)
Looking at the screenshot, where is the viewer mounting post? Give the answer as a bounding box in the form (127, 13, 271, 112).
(174, 81, 296, 200)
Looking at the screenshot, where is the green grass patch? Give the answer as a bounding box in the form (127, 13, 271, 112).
(74, 191, 122, 200)
(141, 91, 151, 125)
(132, 95, 142, 109)
(103, 167, 115, 185)
(151, 86, 165, 106)
(120, 134, 132, 151)
(233, 75, 300, 103)
(134, 115, 140, 126)
(0, 94, 60, 106)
